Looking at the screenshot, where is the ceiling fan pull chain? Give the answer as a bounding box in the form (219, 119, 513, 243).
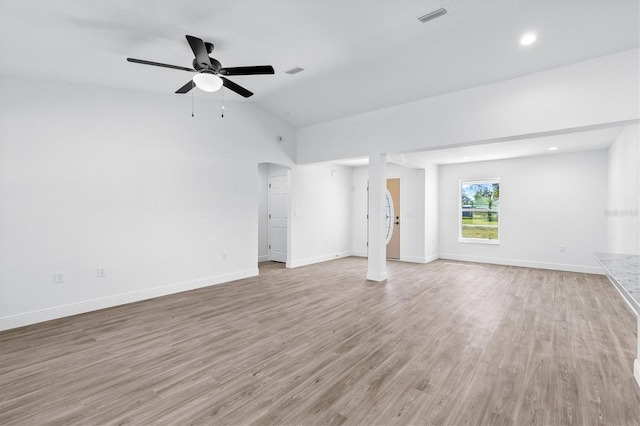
(191, 89, 195, 117)
(221, 88, 225, 118)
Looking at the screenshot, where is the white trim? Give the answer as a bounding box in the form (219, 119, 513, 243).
(458, 238, 500, 245)
(258, 255, 269, 262)
(354, 253, 439, 264)
(288, 251, 353, 268)
(438, 253, 604, 274)
(399, 254, 439, 264)
(352, 253, 439, 264)
(398, 256, 426, 263)
(424, 253, 440, 263)
(0, 268, 258, 331)
(367, 271, 388, 282)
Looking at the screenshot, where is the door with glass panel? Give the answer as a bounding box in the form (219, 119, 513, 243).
(386, 178, 400, 259)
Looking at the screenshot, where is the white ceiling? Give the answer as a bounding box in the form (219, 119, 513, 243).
(1, 0, 638, 129)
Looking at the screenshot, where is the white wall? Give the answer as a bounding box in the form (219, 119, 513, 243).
(0, 77, 296, 330)
(297, 49, 639, 164)
(288, 163, 353, 267)
(607, 125, 640, 254)
(438, 150, 608, 273)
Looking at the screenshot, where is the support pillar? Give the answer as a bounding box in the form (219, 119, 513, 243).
(367, 153, 388, 282)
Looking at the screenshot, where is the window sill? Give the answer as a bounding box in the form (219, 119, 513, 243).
(458, 238, 500, 245)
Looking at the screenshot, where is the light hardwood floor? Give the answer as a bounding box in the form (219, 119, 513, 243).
(1, 258, 639, 425)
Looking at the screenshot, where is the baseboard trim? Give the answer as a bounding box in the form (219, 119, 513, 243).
(425, 253, 439, 263)
(288, 251, 353, 268)
(258, 255, 269, 262)
(400, 254, 439, 264)
(0, 268, 259, 331)
(353, 253, 439, 264)
(438, 253, 604, 274)
(367, 271, 388, 282)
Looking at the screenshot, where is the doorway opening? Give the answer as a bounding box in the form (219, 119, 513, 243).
(258, 163, 290, 265)
(365, 177, 401, 260)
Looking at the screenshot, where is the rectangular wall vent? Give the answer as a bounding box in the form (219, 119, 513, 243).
(417, 7, 448, 23)
(285, 66, 305, 75)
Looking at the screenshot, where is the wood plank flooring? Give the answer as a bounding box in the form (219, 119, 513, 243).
(1, 258, 639, 425)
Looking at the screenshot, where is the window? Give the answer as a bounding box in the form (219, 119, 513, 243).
(460, 179, 500, 243)
(384, 190, 394, 244)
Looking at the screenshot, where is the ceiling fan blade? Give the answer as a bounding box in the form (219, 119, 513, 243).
(221, 77, 253, 98)
(175, 80, 195, 94)
(219, 65, 275, 76)
(186, 35, 212, 69)
(127, 58, 194, 72)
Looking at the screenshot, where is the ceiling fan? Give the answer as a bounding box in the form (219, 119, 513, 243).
(127, 35, 274, 98)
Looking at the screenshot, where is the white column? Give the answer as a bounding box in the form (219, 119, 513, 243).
(367, 153, 388, 282)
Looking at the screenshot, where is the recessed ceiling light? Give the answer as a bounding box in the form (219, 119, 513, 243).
(520, 32, 537, 46)
(462, 156, 470, 160)
(548, 146, 558, 151)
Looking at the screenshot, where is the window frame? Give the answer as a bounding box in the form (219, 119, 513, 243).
(459, 178, 500, 245)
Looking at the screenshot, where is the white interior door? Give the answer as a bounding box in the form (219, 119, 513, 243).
(268, 174, 288, 262)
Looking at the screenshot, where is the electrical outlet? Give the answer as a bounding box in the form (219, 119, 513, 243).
(97, 267, 107, 277)
(55, 272, 64, 284)
(221, 251, 228, 260)
(559, 245, 566, 252)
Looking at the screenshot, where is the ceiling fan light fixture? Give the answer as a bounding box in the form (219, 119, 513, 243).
(193, 72, 223, 92)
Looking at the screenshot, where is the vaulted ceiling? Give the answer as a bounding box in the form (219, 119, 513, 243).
(1, 0, 638, 129)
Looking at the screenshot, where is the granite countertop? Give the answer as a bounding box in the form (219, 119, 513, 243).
(594, 252, 640, 314)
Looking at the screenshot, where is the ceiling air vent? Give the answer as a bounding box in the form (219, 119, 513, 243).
(417, 7, 448, 24)
(285, 66, 304, 75)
